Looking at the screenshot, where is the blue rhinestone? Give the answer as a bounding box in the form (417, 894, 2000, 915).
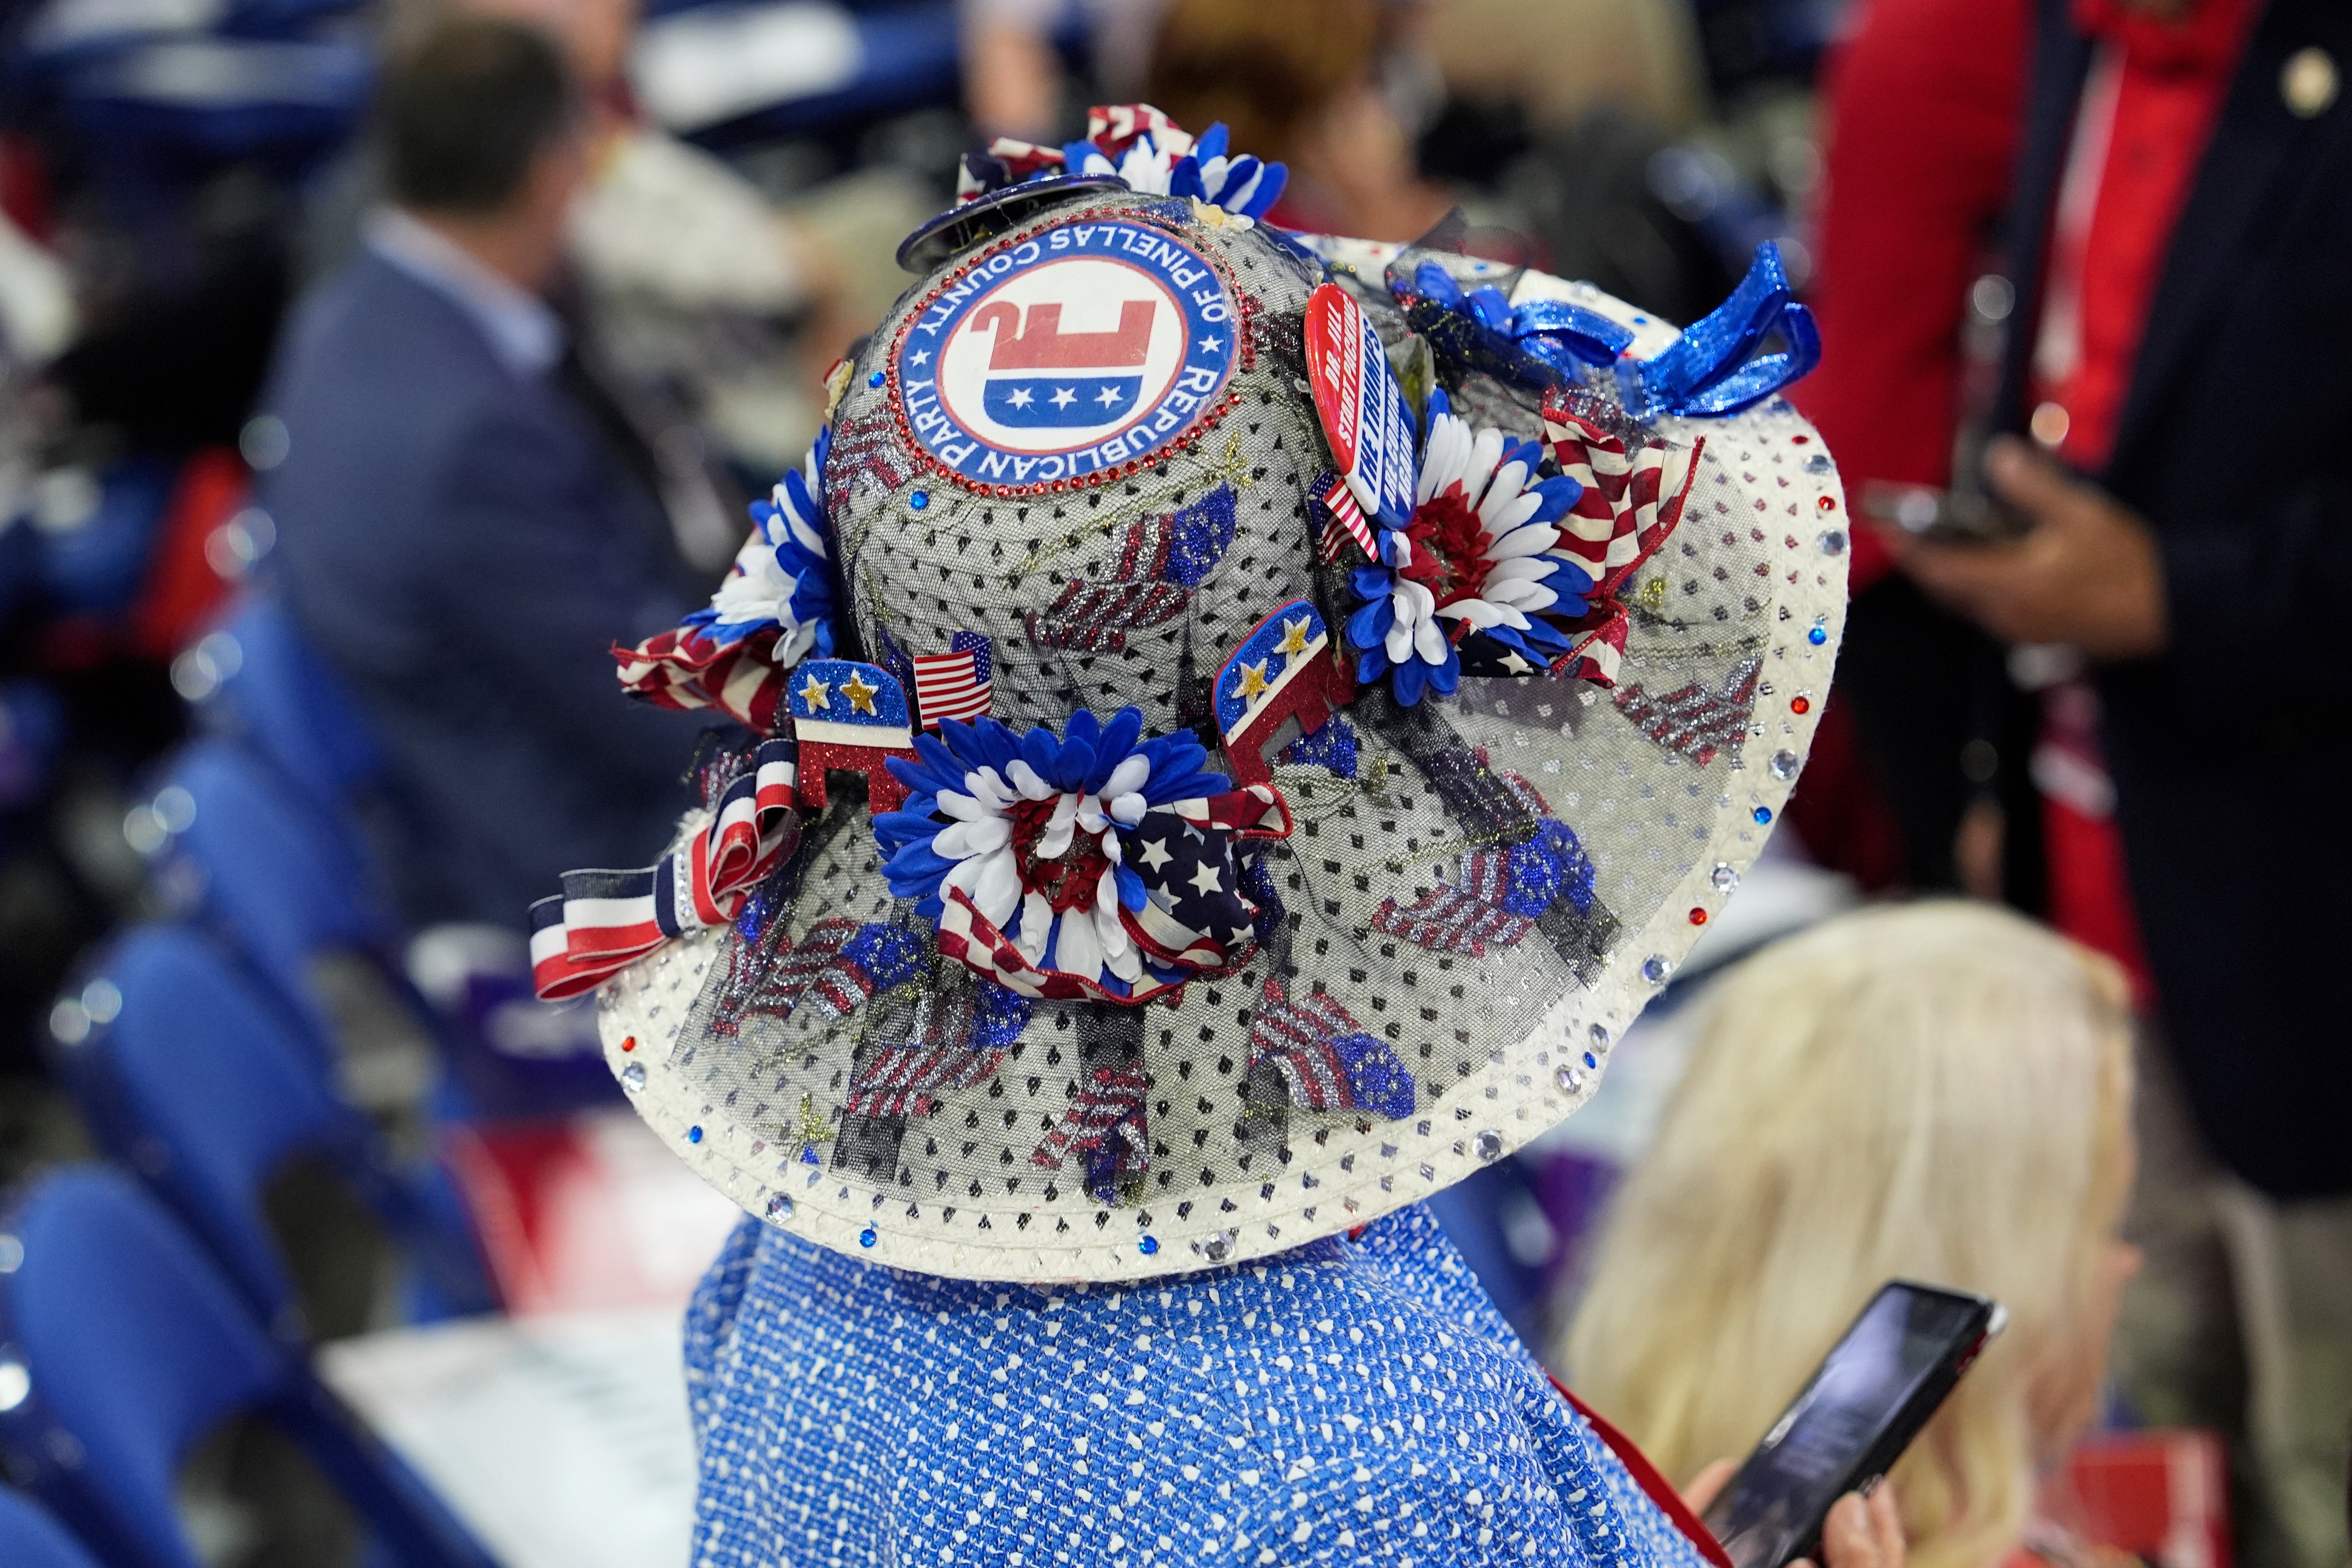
(1138, 1235, 1159, 1256)
(1752, 806, 1774, 825)
(1583, 1051, 1599, 1070)
(866, 370, 884, 387)
(687, 1125, 703, 1144)
(1807, 624, 1829, 646)
(910, 491, 929, 511)
(858, 1226, 878, 1248)
(800, 1146, 821, 1165)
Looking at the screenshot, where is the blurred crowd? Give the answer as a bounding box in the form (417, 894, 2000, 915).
(0, 0, 2347, 1563)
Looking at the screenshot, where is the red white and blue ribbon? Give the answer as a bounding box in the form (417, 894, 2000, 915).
(1540, 406, 1704, 684)
(529, 738, 801, 1000)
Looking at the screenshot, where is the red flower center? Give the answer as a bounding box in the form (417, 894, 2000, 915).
(1398, 491, 1487, 611)
(1007, 794, 1112, 914)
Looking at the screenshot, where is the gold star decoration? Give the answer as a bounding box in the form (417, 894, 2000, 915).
(797, 673, 832, 712)
(1235, 659, 1271, 701)
(1274, 617, 1312, 657)
(840, 671, 880, 715)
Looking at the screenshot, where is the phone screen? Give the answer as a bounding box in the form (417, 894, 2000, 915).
(1700, 1284, 1992, 1568)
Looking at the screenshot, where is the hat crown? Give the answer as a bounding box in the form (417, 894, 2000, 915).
(827, 189, 1321, 744)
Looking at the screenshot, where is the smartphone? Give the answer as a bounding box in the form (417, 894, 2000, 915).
(1858, 481, 2031, 545)
(1699, 1282, 2006, 1568)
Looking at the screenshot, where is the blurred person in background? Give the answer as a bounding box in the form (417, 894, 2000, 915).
(1559, 902, 2140, 1568)
(260, 16, 713, 934)
(1799, 0, 2352, 1560)
(961, 0, 1174, 141)
(1146, 0, 1452, 239)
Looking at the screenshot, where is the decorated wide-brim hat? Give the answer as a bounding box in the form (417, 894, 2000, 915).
(529, 106, 1848, 1282)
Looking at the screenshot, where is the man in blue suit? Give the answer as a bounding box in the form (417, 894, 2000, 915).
(260, 17, 714, 930)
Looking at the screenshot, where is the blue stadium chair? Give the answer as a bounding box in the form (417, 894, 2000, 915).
(146, 736, 394, 1045)
(0, 1489, 106, 1568)
(144, 736, 618, 1120)
(60, 38, 371, 180)
(187, 596, 384, 816)
(0, 1168, 499, 1568)
(51, 923, 497, 1335)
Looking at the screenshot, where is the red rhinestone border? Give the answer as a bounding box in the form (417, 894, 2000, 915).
(873, 201, 1264, 501)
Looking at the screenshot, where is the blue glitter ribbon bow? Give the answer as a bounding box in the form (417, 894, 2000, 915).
(1614, 241, 1821, 420)
(1390, 261, 1637, 391)
(1509, 299, 1636, 378)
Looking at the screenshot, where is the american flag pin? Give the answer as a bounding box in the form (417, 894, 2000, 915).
(790, 659, 919, 811)
(911, 632, 994, 729)
(1213, 598, 1348, 786)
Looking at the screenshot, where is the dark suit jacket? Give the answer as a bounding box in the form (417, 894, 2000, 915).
(260, 251, 714, 931)
(1999, 0, 2352, 1197)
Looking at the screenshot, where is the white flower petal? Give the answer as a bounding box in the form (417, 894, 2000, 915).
(1054, 909, 1102, 982)
(1485, 555, 1559, 585)
(1466, 427, 1505, 498)
(935, 789, 987, 822)
(1437, 598, 1507, 628)
(1110, 792, 1147, 826)
(1477, 459, 1529, 523)
(932, 815, 1009, 859)
(1487, 490, 1544, 536)
(1485, 526, 1558, 561)
(1102, 756, 1151, 797)
(1006, 760, 1056, 801)
(974, 850, 1021, 928)
(1486, 578, 1558, 611)
(1414, 616, 1450, 664)
(1016, 892, 1053, 962)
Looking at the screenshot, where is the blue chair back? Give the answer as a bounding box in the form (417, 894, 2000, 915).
(52, 924, 495, 1330)
(194, 596, 384, 814)
(151, 737, 391, 1026)
(0, 1169, 499, 1568)
(0, 1489, 106, 1568)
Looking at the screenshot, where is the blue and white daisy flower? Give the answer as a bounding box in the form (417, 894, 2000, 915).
(1063, 120, 1287, 221)
(696, 428, 836, 666)
(1346, 390, 1591, 702)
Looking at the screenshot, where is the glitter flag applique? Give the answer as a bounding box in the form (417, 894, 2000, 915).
(1612, 654, 1762, 766)
(1024, 484, 1235, 653)
(1248, 977, 1415, 1120)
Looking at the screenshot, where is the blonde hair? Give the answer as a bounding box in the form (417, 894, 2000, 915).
(1556, 902, 2134, 1568)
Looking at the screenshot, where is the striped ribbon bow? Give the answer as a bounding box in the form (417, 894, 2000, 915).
(529, 738, 802, 1000)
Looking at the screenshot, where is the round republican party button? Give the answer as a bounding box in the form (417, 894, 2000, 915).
(893, 216, 1241, 490)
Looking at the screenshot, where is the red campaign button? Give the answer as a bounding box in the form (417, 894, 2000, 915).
(1303, 282, 1415, 530)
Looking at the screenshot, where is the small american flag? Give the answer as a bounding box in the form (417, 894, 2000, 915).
(1320, 474, 1377, 561)
(912, 632, 993, 729)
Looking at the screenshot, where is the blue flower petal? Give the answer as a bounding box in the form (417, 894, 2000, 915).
(1085, 708, 1145, 792)
(1427, 649, 1462, 696)
(1236, 162, 1286, 219)
(1195, 122, 1229, 161)
(1169, 158, 1207, 201)
(1053, 739, 1095, 792)
(1357, 649, 1388, 684)
(1064, 709, 1101, 749)
(1350, 565, 1393, 600)
(1393, 659, 1427, 706)
(1116, 865, 1147, 910)
(1347, 597, 1394, 654)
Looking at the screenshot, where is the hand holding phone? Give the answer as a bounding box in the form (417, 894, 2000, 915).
(1697, 1282, 2004, 1568)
